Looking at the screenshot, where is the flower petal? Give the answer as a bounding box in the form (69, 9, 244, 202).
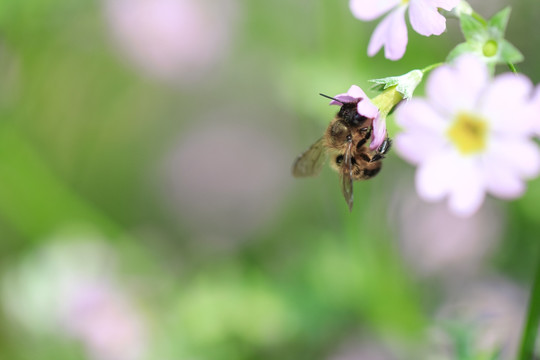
(447, 160, 485, 217)
(370, 114, 387, 150)
(482, 150, 526, 199)
(357, 98, 379, 119)
(485, 137, 540, 179)
(486, 171, 525, 199)
(395, 99, 449, 132)
(426, 55, 488, 116)
(330, 85, 380, 118)
(349, 0, 401, 21)
(367, 5, 408, 61)
(415, 148, 459, 202)
(417, 148, 486, 217)
(347, 85, 368, 100)
(395, 131, 448, 165)
(409, 0, 450, 36)
(479, 73, 534, 136)
(330, 85, 371, 108)
(393, 99, 449, 161)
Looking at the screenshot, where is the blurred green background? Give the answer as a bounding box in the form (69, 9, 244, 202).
(0, 0, 539, 359)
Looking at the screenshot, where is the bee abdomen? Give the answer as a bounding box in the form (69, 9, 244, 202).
(351, 164, 381, 180)
(362, 166, 381, 179)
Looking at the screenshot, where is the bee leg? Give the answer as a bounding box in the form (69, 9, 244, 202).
(370, 153, 385, 162)
(369, 139, 393, 162)
(377, 138, 393, 155)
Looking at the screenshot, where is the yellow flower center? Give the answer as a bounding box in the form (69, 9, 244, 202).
(401, 0, 409, 4)
(447, 112, 488, 155)
(482, 40, 498, 57)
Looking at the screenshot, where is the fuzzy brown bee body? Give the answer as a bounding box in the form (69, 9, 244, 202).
(330, 125, 391, 179)
(292, 99, 392, 211)
(323, 103, 370, 151)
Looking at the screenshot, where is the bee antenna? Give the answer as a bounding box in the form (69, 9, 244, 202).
(319, 93, 343, 104)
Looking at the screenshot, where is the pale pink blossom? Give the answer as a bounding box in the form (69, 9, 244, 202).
(63, 284, 147, 360)
(395, 55, 540, 216)
(161, 118, 289, 243)
(370, 113, 387, 150)
(350, 0, 460, 60)
(329, 85, 385, 150)
(104, 0, 237, 83)
(391, 185, 503, 278)
(1, 238, 148, 360)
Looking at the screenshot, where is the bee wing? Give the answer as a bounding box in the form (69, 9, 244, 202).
(292, 137, 328, 177)
(340, 141, 354, 212)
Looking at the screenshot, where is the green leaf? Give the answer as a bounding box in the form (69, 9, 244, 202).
(488, 7, 511, 37)
(369, 70, 423, 100)
(369, 77, 399, 90)
(500, 40, 524, 64)
(459, 13, 486, 42)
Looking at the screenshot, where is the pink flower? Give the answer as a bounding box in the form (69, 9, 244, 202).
(329, 85, 385, 150)
(395, 55, 540, 216)
(350, 0, 460, 60)
(63, 284, 147, 360)
(391, 185, 503, 278)
(104, 0, 238, 83)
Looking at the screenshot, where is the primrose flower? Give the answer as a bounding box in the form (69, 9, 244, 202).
(395, 55, 540, 216)
(350, 0, 460, 60)
(329, 85, 385, 150)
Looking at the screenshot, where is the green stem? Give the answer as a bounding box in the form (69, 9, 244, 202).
(507, 62, 518, 74)
(518, 249, 540, 360)
(421, 62, 444, 74)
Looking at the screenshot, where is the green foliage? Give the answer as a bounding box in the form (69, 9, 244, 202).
(448, 7, 523, 69)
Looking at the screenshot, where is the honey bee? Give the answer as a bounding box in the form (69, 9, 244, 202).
(292, 94, 392, 211)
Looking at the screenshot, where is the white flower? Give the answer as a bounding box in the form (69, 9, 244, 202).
(395, 55, 540, 216)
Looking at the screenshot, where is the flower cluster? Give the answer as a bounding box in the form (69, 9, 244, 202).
(395, 55, 540, 216)
(333, 0, 540, 217)
(296, 2, 540, 358)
